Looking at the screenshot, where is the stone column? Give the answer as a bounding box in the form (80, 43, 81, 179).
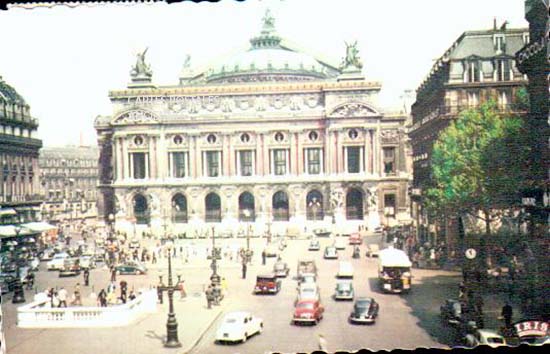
(157, 133, 167, 179)
(148, 136, 157, 179)
(336, 130, 343, 174)
(364, 128, 370, 175)
(263, 133, 270, 175)
(227, 134, 234, 176)
(296, 131, 303, 175)
(289, 132, 297, 175)
(188, 135, 196, 178)
(324, 128, 331, 175)
(121, 136, 128, 180)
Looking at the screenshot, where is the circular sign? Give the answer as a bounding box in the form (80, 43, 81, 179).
(465, 248, 477, 259)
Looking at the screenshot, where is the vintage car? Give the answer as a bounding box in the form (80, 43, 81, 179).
(313, 228, 331, 237)
(440, 299, 462, 325)
(298, 272, 317, 285)
(79, 255, 96, 269)
(47, 252, 70, 271)
(337, 261, 354, 278)
(264, 244, 279, 258)
(293, 299, 324, 325)
(296, 283, 320, 303)
(308, 239, 320, 251)
(254, 274, 281, 294)
(0, 273, 17, 294)
(333, 237, 346, 250)
(39, 248, 56, 262)
(349, 233, 362, 245)
(465, 329, 507, 348)
(366, 244, 380, 257)
(129, 238, 140, 250)
(115, 261, 147, 275)
(349, 297, 379, 324)
(215, 311, 263, 343)
(333, 281, 354, 301)
(323, 246, 338, 259)
(59, 258, 81, 277)
(296, 260, 317, 278)
(273, 261, 290, 277)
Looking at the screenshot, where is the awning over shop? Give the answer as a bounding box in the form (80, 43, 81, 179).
(22, 222, 57, 232)
(0, 208, 17, 217)
(0, 225, 35, 238)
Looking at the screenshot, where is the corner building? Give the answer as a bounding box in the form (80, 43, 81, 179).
(95, 12, 411, 236)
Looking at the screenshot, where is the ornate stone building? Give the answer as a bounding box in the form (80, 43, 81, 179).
(95, 11, 412, 235)
(0, 74, 42, 226)
(409, 23, 529, 245)
(39, 145, 99, 224)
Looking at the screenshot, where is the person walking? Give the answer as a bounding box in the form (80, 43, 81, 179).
(221, 277, 228, 296)
(57, 287, 68, 308)
(501, 302, 513, 327)
(179, 280, 187, 300)
(205, 285, 213, 309)
(152, 252, 157, 264)
(241, 262, 247, 279)
(98, 289, 107, 307)
(120, 280, 128, 304)
(110, 265, 117, 282)
(318, 334, 328, 352)
(262, 250, 267, 265)
(83, 268, 90, 286)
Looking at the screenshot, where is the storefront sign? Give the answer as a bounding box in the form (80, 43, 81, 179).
(514, 320, 549, 337)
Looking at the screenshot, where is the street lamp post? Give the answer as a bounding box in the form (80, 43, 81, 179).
(210, 226, 221, 288)
(12, 226, 26, 304)
(108, 213, 115, 239)
(157, 240, 182, 348)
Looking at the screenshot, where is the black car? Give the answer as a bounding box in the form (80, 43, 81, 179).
(0, 273, 17, 294)
(349, 297, 379, 324)
(440, 299, 462, 325)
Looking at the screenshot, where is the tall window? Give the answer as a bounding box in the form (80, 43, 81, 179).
(169, 152, 188, 178)
(346, 146, 362, 173)
(205, 193, 221, 222)
(272, 191, 289, 221)
(383, 147, 396, 175)
(495, 35, 505, 53)
(272, 149, 288, 175)
(131, 152, 147, 179)
(239, 150, 254, 176)
(384, 194, 396, 217)
(467, 61, 480, 83)
(305, 148, 322, 174)
(204, 151, 221, 177)
(496, 59, 511, 81)
(467, 91, 479, 107)
(172, 194, 188, 223)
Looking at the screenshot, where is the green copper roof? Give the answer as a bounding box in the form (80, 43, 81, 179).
(0, 75, 27, 105)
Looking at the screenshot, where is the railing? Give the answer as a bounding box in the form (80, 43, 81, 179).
(238, 210, 255, 222)
(205, 210, 221, 222)
(17, 289, 157, 328)
(306, 210, 325, 221)
(273, 209, 289, 221)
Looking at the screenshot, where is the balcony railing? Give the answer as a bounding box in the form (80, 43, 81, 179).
(238, 210, 255, 222)
(306, 209, 325, 221)
(205, 210, 221, 223)
(273, 208, 289, 221)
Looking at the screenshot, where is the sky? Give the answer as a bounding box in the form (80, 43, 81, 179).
(0, 0, 527, 147)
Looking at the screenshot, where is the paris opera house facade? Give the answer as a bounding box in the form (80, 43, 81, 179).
(94, 12, 412, 236)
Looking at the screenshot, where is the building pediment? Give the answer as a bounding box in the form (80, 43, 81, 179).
(112, 109, 160, 125)
(328, 102, 379, 118)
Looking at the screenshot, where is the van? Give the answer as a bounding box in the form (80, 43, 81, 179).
(337, 261, 354, 278)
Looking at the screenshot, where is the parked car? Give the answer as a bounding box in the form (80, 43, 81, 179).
(298, 272, 317, 285)
(333, 281, 354, 300)
(296, 260, 317, 278)
(349, 233, 362, 245)
(440, 299, 462, 325)
(39, 248, 55, 261)
(336, 261, 354, 278)
(296, 283, 320, 303)
(313, 228, 331, 237)
(333, 238, 346, 250)
(0, 274, 17, 294)
(365, 244, 380, 257)
(79, 255, 96, 269)
(264, 244, 279, 258)
(293, 299, 324, 325)
(254, 274, 281, 295)
(465, 329, 507, 348)
(115, 261, 147, 275)
(215, 311, 263, 343)
(324, 246, 338, 259)
(349, 297, 379, 324)
(273, 261, 290, 277)
(59, 258, 81, 277)
(47, 253, 69, 271)
(308, 239, 320, 251)
(129, 238, 140, 250)
(28, 257, 40, 271)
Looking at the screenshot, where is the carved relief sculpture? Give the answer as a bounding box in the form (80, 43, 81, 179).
(380, 129, 399, 143)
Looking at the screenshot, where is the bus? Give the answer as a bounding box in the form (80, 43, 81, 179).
(378, 247, 412, 294)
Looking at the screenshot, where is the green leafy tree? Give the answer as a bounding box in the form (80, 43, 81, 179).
(426, 101, 527, 263)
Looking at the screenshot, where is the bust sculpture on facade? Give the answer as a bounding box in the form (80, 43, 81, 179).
(367, 185, 378, 211)
(131, 47, 153, 79)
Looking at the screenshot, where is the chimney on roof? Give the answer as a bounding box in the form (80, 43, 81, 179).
(500, 21, 508, 30)
(493, 17, 497, 30)
(79, 131, 84, 147)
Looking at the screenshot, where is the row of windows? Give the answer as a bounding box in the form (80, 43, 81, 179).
(127, 147, 397, 179)
(464, 59, 516, 83)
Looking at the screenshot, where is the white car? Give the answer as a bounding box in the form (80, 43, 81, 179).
(264, 244, 279, 257)
(79, 255, 96, 269)
(296, 283, 320, 303)
(337, 261, 354, 278)
(333, 238, 346, 250)
(323, 246, 338, 259)
(215, 311, 263, 343)
(47, 253, 69, 271)
(465, 329, 507, 348)
(366, 244, 380, 257)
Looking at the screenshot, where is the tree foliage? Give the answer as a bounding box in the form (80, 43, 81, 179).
(425, 101, 527, 225)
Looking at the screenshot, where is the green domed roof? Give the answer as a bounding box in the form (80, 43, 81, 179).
(0, 75, 27, 105)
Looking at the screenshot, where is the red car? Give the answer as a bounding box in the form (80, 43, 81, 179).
(254, 274, 281, 294)
(293, 299, 324, 325)
(349, 233, 362, 245)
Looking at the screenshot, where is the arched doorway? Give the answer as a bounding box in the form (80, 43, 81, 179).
(346, 188, 364, 220)
(239, 192, 255, 222)
(172, 194, 188, 223)
(272, 191, 289, 221)
(133, 194, 149, 224)
(306, 190, 324, 221)
(205, 192, 221, 222)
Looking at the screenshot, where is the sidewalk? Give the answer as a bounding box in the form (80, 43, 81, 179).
(4, 290, 227, 354)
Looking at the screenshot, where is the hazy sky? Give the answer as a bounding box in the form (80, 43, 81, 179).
(0, 0, 526, 147)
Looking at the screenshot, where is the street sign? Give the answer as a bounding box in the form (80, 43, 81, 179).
(465, 248, 477, 259)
